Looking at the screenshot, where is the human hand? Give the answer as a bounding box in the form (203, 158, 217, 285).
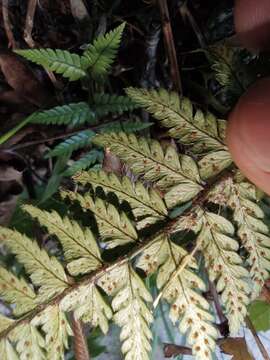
(226, 0, 270, 194)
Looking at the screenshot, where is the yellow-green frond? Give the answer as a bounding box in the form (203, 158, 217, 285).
(23, 205, 102, 276)
(0, 227, 69, 301)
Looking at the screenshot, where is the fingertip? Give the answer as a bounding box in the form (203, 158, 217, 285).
(234, 0, 270, 50)
(227, 77, 270, 195)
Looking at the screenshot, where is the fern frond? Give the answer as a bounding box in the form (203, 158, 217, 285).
(63, 149, 103, 177)
(62, 191, 138, 248)
(10, 323, 45, 360)
(0, 315, 14, 333)
(0, 338, 19, 360)
(73, 170, 167, 229)
(0, 267, 36, 316)
(126, 88, 232, 178)
(99, 119, 153, 133)
(0, 228, 69, 301)
(138, 235, 218, 360)
(100, 264, 153, 360)
(30, 102, 96, 127)
(93, 93, 137, 116)
(23, 205, 102, 276)
(31, 305, 72, 360)
(93, 132, 203, 207)
(83, 23, 125, 78)
(60, 283, 112, 334)
(175, 207, 251, 334)
(15, 49, 88, 81)
(209, 178, 270, 298)
(46, 130, 95, 158)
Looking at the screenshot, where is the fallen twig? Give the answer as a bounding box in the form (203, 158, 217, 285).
(245, 316, 270, 360)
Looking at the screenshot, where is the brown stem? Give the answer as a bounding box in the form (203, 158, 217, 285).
(245, 316, 270, 360)
(157, 0, 182, 94)
(24, 0, 38, 48)
(179, 1, 207, 48)
(72, 316, 90, 360)
(2, 0, 17, 48)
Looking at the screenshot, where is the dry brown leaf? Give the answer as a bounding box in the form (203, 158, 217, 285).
(219, 337, 254, 360)
(0, 51, 50, 107)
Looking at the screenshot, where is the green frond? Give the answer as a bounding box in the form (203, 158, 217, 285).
(31, 305, 73, 360)
(208, 45, 248, 96)
(0, 339, 19, 360)
(23, 205, 102, 276)
(99, 119, 153, 133)
(30, 102, 97, 127)
(209, 178, 270, 298)
(100, 264, 153, 360)
(63, 149, 103, 177)
(73, 170, 167, 229)
(62, 191, 138, 248)
(60, 283, 112, 334)
(15, 49, 88, 81)
(0, 267, 36, 316)
(0, 227, 69, 301)
(93, 93, 138, 116)
(93, 132, 203, 207)
(83, 23, 125, 78)
(126, 88, 232, 177)
(46, 130, 96, 158)
(150, 239, 218, 360)
(198, 150, 232, 179)
(10, 323, 45, 360)
(176, 208, 251, 334)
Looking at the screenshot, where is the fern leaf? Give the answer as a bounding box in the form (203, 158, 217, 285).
(100, 264, 153, 360)
(73, 170, 167, 229)
(99, 119, 153, 133)
(209, 178, 270, 298)
(10, 323, 45, 360)
(198, 150, 233, 179)
(138, 236, 218, 360)
(63, 149, 103, 177)
(15, 49, 88, 81)
(175, 207, 251, 334)
(60, 283, 112, 334)
(62, 191, 138, 248)
(0, 267, 36, 316)
(0, 339, 19, 360)
(83, 23, 125, 78)
(0, 228, 69, 301)
(23, 205, 102, 276)
(0, 314, 14, 333)
(31, 305, 73, 360)
(46, 130, 95, 158)
(30, 102, 96, 127)
(93, 132, 203, 207)
(126, 88, 232, 178)
(93, 93, 138, 117)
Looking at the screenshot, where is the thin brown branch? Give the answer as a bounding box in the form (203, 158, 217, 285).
(157, 0, 182, 94)
(72, 316, 90, 360)
(24, 0, 38, 48)
(179, 1, 207, 48)
(0, 166, 235, 341)
(2, 0, 17, 49)
(245, 316, 270, 360)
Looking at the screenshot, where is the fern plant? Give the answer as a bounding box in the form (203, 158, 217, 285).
(0, 88, 269, 360)
(1, 23, 150, 182)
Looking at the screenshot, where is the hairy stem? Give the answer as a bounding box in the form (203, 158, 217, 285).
(72, 315, 90, 360)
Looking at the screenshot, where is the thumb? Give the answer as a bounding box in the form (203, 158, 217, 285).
(234, 0, 270, 50)
(226, 77, 270, 194)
